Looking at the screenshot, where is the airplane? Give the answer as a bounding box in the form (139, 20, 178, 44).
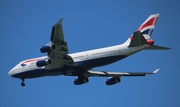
(8, 14, 170, 87)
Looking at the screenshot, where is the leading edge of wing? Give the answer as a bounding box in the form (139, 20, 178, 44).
(85, 68, 160, 77)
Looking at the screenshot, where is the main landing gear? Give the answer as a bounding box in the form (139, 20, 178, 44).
(21, 79, 25, 87)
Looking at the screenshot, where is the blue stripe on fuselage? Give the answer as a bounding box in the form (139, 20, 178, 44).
(75, 55, 127, 69)
(11, 68, 63, 79)
(11, 68, 45, 79)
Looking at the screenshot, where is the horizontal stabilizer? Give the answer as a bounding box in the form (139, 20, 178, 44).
(145, 45, 171, 50)
(128, 31, 147, 47)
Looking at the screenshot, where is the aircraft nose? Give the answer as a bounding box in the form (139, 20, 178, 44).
(8, 70, 13, 76)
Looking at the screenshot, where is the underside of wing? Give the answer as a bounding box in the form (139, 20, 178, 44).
(85, 68, 159, 77)
(50, 18, 65, 43)
(44, 18, 76, 69)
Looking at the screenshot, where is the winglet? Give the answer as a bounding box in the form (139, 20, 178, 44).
(55, 18, 64, 25)
(153, 68, 160, 74)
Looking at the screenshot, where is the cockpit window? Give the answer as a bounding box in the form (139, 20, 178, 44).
(21, 63, 27, 66)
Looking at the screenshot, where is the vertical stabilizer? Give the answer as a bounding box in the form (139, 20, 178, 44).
(124, 14, 159, 45)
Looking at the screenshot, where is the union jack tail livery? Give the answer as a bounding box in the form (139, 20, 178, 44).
(125, 14, 159, 44)
(138, 14, 159, 39)
(125, 14, 170, 50)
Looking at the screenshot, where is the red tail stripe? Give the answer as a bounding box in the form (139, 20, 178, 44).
(129, 36, 133, 40)
(23, 58, 42, 63)
(138, 17, 158, 30)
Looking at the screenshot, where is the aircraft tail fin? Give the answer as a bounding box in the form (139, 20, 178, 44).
(128, 31, 171, 49)
(124, 14, 159, 45)
(137, 14, 159, 39)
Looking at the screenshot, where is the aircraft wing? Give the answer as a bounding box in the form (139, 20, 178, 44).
(45, 18, 75, 69)
(85, 68, 159, 77)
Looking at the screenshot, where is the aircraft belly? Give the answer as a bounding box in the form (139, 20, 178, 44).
(11, 68, 63, 79)
(11, 69, 46, 79)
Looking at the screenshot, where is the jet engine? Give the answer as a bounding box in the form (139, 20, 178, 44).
(36, 59, 51, 67)
(105, 77, 121, 85)
(40, 44, 55, 53)
(74, 77, 89, 85)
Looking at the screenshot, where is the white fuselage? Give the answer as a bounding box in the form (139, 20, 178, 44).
(8, 43, 150, 79)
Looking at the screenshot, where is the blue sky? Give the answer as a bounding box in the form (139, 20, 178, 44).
(1, 0, 180, 107)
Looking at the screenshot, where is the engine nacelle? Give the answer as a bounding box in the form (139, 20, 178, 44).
(36, 59, 51, 67)
(40, 44, 55, 53)
(147, 39, 154, 45)
(106, 77, 121, 85)
(74, 77, 89, 85)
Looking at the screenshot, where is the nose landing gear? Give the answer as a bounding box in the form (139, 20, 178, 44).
(21, 79, 25, 87)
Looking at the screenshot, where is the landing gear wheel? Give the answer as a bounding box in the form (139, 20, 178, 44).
(83, 78, 89, 83)
(21, 79, 25, 87)
(21, 83, 25, 87)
